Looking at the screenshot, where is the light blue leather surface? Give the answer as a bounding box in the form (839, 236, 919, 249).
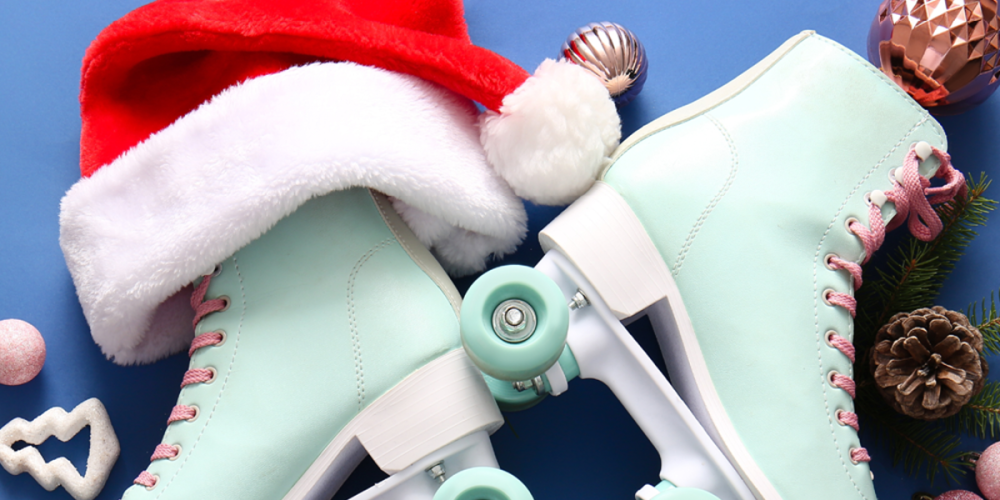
(604, 33, 948, 499)
(120, 188, 460, 499)
(2, 2, 999, 499)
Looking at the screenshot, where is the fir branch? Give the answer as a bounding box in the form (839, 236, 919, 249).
(859, 387, 969, 483)
(941, 295, 1000, 440)
(855, 174, 996, 355)
(968, 291, 1000, 356)
(852, 174, 996, 482)
(944, 381, 1000, 440)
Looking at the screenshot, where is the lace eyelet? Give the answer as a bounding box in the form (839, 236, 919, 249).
(186, 405, 200, 422)
(849, 448, 861, 465)
(822, 289, 836, 307)
(844, 217, 860, 234)
(218, 296, 231, 312)
(169, 444, 182, 461)
(203, 263, 223, 278)
(825, 330, 838, 348)
(215, 330, 227, 347)
(828, 370, 840, 386)
(824, 254, 837, 271)
(205, 367, 218, 384)
(146, 475, 160, 491)
(834, 409, 845, 422)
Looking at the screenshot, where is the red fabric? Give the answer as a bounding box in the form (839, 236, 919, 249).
(79, 0, 531, 177)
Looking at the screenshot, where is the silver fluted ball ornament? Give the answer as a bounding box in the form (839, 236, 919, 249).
(561, 22, 648, 107)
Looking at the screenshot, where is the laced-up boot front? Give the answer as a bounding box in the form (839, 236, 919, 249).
(538, 31, 966, 500)
(122, 187, 502, 500)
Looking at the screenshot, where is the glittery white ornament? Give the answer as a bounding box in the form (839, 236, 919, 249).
(0, 398, 119, 500)
(0, 319, 46, 385)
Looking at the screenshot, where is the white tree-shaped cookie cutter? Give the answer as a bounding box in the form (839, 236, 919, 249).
(0, 398, 119, 500)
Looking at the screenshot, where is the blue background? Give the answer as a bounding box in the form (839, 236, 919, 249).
(2, 1, 999, 499)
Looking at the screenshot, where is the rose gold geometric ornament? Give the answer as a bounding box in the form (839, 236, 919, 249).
(868, 0, 1000, 114)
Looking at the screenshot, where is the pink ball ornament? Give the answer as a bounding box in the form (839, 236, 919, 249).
(936, 491, 984, 500)
(0, 319, 46, 385)
(978, 442, 1000, 500)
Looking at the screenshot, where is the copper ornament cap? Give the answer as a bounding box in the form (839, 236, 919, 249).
(868, 0, 1000, 114)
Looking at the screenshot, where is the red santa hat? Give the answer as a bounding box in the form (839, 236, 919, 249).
(58, 0, 620, 364)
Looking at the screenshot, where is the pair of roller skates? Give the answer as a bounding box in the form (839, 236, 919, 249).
(120, 31, 965, 500)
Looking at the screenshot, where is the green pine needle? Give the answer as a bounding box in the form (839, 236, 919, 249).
(858, 387, 970, 483)
(940, 296, 1000, 441)
(855, 173, 995, 353)
(944, 381, 1000, 440)
(969, 291, 1000, 356)
(853, 173, 997, 483)
(886, 420, 970, 484)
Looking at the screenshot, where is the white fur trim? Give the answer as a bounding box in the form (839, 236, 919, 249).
(60, 62, 527, 365)
(480, 59, 621, 206)
(390, 199, 521, 276)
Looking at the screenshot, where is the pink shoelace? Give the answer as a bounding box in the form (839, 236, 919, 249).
(824, 143, 965, 464)
(134, 270, 228, 489)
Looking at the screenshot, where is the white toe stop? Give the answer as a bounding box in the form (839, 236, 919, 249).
(0, 398, 119, 500)
(914, 141, 933, 161)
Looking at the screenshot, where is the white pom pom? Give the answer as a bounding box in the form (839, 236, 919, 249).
(480, 59, 621, 206)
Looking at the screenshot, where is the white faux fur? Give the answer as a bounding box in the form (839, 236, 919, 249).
(60, 62, 527, 365)
(480, 59, 621, 206)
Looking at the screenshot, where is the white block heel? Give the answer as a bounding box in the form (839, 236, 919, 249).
(540, 181, 673, 320)
(284, 349, 503, 500)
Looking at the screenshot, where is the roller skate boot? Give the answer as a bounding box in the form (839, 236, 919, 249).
(469, 31, 967, 499)
(58, 0, 626, 497)
(118, 188, 523, 500)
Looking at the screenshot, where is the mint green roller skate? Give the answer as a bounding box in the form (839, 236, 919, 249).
(116, 188, 529, 500)
(480, 31, 966, 500)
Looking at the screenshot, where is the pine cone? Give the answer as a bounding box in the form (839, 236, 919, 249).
(871, 306, 989, 420)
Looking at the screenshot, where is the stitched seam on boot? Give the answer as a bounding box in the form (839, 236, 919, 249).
(812, 36, 947, 143)
(606, 33, 815, 168)
(672, 114, 739, 276)
(348, 238, 395, 412)
(156, 256, 247, 498)
(811, 118, 941, 500)
(369, 190, 462, 317)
